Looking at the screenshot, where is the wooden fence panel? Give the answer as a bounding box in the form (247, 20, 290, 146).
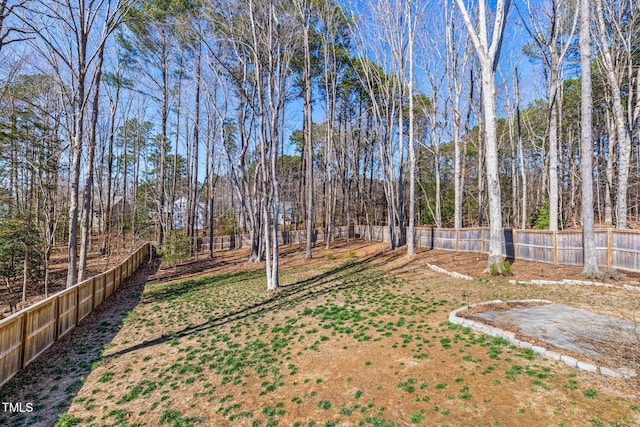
(435, 229, 456, 251)
(457, 229, 483, 252)
(418, 228, 432, 248)
(556, 232, 582, 265)
(94, 274, 105, 308)
(23, 298, 57, 367)
(0, 314, 24, 387)
(381, 227, 390, 243)
(611, 231, 640, 272)
(196, 227, 640, 272)
(482, 231, 489, 254)
(0, 243, 150, 388)
(368, 225, 380, 242)
(56, 287, 78, 339)
(515, 231, 554, 263)
(77, 279, 94, 322)
(595, 231, 609, 268)
(114, 265, 121, 290)
(105, 269, 115, 299)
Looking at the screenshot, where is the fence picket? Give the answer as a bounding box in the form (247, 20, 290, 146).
(0, 243, 151, 388)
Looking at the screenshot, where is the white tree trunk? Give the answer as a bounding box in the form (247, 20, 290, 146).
(480, 66, 503, 266)
(455, 0, 510, 269)
(407, 3, 415, 256)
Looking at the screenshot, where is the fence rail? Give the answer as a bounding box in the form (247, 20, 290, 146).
(352, 225, 640, 273)
(0, 243, 151, 388)
(202, 225, 640, 273)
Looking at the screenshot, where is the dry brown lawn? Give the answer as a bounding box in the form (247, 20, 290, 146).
(1, 240, 638, 427)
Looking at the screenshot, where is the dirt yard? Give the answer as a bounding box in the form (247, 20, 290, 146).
(1, 240, 639, 426)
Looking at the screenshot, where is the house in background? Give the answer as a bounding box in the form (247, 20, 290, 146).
(92, 195, 132, 231)
(278, 201, 293, 226)
(173, 196, 205, 230)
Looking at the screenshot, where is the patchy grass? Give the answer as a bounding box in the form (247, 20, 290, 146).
(3, 242, 639, 426)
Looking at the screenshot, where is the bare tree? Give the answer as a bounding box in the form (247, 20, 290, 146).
(291, 0, 316, 258)
(406, 0, 423, 255)
(348, 0, 409, 250)
(78, 45, 105, 282)
(455, 0, 511, 270)
(20, 0, 130, 287)
(593, 0, 638, 229)
(0, 0, 31, 53)
(519, 0, 578, 231)
(444, 1, 472, 229)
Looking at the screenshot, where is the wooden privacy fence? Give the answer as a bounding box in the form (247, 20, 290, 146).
(205, 227, 355, 250)
(0, 243, 151, 388)
(202, 225, 640, 272)
(354, 225, 640, 273)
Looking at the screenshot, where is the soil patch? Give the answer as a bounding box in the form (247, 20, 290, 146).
(459, 301, 639, 373)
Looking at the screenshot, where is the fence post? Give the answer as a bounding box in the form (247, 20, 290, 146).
(21, 310, 30, 369)
(75, 282, 81, 326)
(455, 229, 459, 251)
(54, 294, 61, 341)
(20, 312, 28, 369)
(607, 229, 613, 269)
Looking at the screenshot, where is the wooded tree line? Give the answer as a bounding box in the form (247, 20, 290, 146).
(0, 0, 638, 294)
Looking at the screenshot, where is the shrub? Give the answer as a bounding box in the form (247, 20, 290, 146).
(346, 250, 357, 259)
(500, 260, 512, 276)
(326, 252, 335, 260)
(489, 263, 500, 276)
(158, 230, 190, 267)
(488, 260, 512, 276)
(589, 268, 624, 282)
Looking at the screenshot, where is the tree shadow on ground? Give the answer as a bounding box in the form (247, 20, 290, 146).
(0, 255, 160, 427)
(106, 253, 382, 359)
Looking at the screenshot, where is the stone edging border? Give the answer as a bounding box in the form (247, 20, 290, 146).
(509, 278, 640, 292)
(449, 299, 637, 379)
(426, 263, 473, 280)
(426, 261, 640, 292)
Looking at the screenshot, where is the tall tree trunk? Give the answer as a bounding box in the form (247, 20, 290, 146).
(158, 38, 169, 245)
(171, 69, 182, 234)
(508, 98, 517, 225)
(102, 84, 119, 255)
(66, 78, 85, 288)
(604, 110, 615, 225)
(79, 48, 105, 281)
(455, 0, 510, 270)
(22, 165, 34, 304)
(407, 14, 416, 255)
(548, 70, 560, 231)
(580, 0, 598, 275)
(302, 11, 314, 259)
(515, 68, 527, 229)
(480, 66, 504, 266)
(190, 44, 202, 257)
